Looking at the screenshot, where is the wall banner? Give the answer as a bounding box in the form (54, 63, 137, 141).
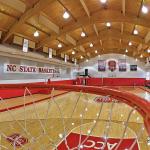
(98, 60, 106, 71)
(4, 64, 60, 74)
(118, 59, 126, 72)
(22, 39, 28, 53)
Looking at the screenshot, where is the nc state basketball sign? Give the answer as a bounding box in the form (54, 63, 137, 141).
(4, 64, 60, 74)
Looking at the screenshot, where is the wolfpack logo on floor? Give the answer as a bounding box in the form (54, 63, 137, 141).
(6, 133, 28, 147)
(94, 96, 113, 103)
(57, 133, 139, 150)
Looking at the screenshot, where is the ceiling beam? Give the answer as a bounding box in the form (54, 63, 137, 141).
(93, 24, 99, 36)
(145, 31, 150, 43)
(66, 34, 76, 46)
(0, 0, 26, 13)
(57, 29, 149, 54)
(122, 0, 126, 16)
(74, 43, 136, 58)
(39, 12, 59, 34)
(80, 0, 90, 18)
(78, 50, 134, 63)
(38, 9, 150, 48)
(2, 0, 54, 42)
(121, 23, 124, 34)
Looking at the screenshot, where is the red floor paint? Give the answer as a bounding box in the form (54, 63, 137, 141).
(57, 132, 139, 150)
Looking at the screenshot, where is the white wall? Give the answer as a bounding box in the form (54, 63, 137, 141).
(0, 44, 79, 83)
(79, 54, 147, 78)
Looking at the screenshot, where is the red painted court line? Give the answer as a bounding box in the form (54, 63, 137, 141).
(0, 91, 69, 113)
(138, 87, 150, 94)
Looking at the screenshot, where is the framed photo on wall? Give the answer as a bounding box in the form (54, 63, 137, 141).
(98, 60, 106, 71)
(130, 65, 137, 71)
(118, 59, 126, 72)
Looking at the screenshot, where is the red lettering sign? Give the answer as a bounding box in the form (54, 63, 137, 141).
(57, 133, 139, 150)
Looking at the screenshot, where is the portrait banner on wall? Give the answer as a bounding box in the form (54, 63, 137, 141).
(98, 60, 106, 71)
(130, 65, 137, 71)
(108, 60, 116, 72)
(118, 59, 126, 72)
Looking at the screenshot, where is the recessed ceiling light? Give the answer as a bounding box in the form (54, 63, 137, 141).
(95, 50, 98, 53)
(125, 49, 128, 53)
(147, 49, 150, 53)
(106, 22, 111, 27)
(81, 31, 86, 37)
(142, 5, 148, 14)
(133, 29, 138, 35)
(90, 43, 93, 47)
(140, 54, 143, 58)
(128, 42, 132, 46)
(72, 51, 75, 55)
(100, 0, 107, 4)
(34, 30, 39, 37)
(63, 11, 70, 19)
(58, 43, 62, 48)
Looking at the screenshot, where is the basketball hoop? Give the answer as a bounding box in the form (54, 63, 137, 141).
(0, 84, 149, 149)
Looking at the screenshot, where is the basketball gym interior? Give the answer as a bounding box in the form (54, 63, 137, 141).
(0, 0, 150, 149)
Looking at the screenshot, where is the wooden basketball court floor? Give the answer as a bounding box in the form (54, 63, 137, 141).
(0, 86, 149, 149)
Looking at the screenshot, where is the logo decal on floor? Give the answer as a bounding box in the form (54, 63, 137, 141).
(6, 133, 28, 147)
(94, 96, 118, 103)
(57, 132, 139, 150)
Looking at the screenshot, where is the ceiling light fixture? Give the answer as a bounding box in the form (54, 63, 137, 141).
(81, 31, 86, 37)
(125, 49, 128, 53)
(34, 30, 39, 37)
(86, 59, 88, 62)
(128, 41, 132, 46)
(140, 54, 143, 58)
(95, 50, 98, 53)
(100, 0, 107, 4)
(72, 51, 75, 55)
(106, 22, 111, 27)
(80, 56, 83, 59)
(142, 5, 148, 14)
(90, 43, 93, 47)
(63, 11, 70, 19)
(58, 43, 62, 48)
(133, 29, 138, 35)
(147, 49, 150, 53)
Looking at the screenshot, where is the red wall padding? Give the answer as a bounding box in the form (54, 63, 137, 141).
(75, 78, 146, 86)
(86, 78, 103, 86)
(50, 80, 75, 85)
(102, 78, 145, 86)
(0, 80, 74, 99)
